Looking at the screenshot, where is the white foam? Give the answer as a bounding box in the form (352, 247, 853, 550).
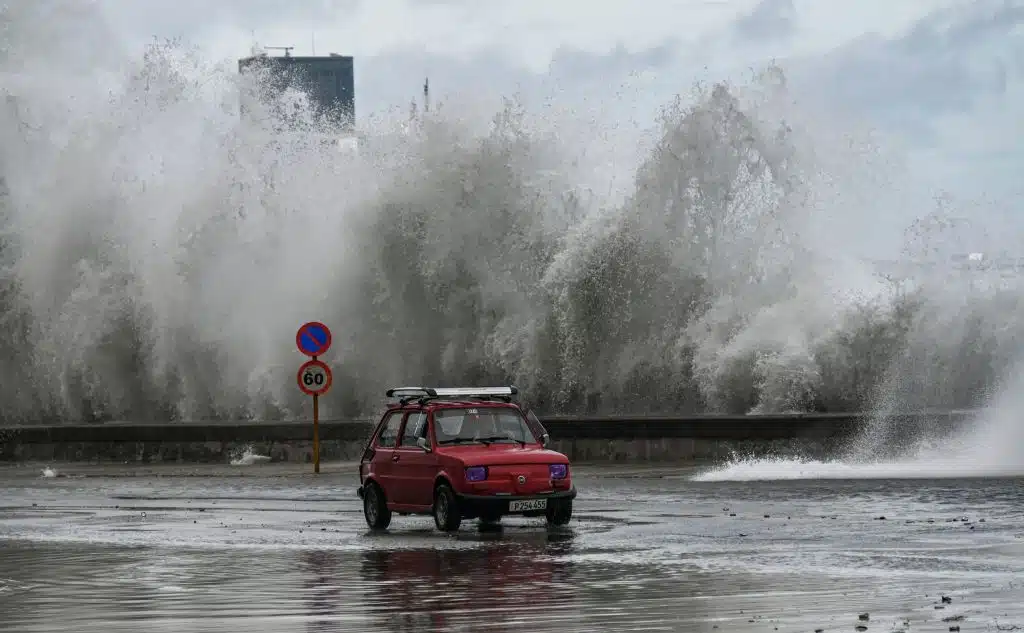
(230, 448, 271, 466)
(691, 456, 1024, 482)
(695, 359, 1024, 482)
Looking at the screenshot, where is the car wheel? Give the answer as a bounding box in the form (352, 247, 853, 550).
(363, 482, 392, 530)
(546, 498, 572, 526)
(433, 483, 462, 532)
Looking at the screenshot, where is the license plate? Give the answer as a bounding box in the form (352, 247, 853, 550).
(508, 498, 547, 512)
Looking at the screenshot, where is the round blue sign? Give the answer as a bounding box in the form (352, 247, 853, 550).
(296, 322, 332, 357)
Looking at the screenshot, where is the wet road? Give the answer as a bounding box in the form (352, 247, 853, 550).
(1, 462, 1022, 633)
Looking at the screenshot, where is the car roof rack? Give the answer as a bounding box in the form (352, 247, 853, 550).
(385, 386, 519, 406)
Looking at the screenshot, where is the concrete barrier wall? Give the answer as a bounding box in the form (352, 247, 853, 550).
(0, 411, 977, 464)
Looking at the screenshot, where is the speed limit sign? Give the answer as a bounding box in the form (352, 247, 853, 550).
(297, 359, 332, 396)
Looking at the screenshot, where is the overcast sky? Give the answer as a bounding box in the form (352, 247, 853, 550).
(10, 0, 1024, 255)
(96, 1, 1021, 179)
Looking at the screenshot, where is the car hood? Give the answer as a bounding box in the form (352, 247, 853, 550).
(438, 444, 568, 466)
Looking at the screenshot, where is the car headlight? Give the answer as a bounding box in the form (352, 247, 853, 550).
(549, 463, 568, 480)
(465, 466, 488, 482)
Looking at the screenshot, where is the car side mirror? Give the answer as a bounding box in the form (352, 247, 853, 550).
(541, 433, 550, 447)
(416, 437, 432, 453)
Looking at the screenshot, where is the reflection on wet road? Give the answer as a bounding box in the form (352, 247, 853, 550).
(1, 463, 1022, 632)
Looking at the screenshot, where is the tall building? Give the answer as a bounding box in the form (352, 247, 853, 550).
(238, 49, 354, 131)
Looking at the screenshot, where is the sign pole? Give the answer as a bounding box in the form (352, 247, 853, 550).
(313, 355, 320, 475)
(295, 322, 333, 476)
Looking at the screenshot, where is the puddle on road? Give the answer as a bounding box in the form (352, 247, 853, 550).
(1, 468, 1023, 632)
(2, 538, 1020, 633)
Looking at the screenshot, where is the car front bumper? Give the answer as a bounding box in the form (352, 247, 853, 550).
(455, 487, 576, 516)
(355, 485, 577, 513)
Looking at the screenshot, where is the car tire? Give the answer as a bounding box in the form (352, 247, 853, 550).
(433, 483, 462, 532)
(363, 482, 391, 530)
(546, 498, 572, 526)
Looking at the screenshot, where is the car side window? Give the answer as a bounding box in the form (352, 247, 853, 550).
(400, 412, 427, 447)
(376, 412, 404, 448)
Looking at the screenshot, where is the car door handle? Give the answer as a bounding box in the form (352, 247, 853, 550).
(392, 454, 400, 462)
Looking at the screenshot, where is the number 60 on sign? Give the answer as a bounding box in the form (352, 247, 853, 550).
(297, 359, 332, 396)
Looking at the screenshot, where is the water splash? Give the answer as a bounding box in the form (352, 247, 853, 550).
(1, 3, 1021, 442)
(699, 249, 1024, 481)
(230, 446, 271, 466)
(692, 431, 1024, 482)
(693, 458, 1005, 482)
(694, 358, 1024, 482)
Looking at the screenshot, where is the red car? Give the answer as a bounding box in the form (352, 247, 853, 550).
(356, 386, 576, 532)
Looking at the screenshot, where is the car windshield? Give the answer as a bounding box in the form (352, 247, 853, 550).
(434, 407, 538, 445)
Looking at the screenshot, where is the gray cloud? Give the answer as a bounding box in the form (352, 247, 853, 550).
(734, 0, 797, 42)
(790, 0, 1024, 126)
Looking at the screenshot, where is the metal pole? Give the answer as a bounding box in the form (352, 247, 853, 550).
(313, 393, 320, 474)
(312, 354, 320, 475)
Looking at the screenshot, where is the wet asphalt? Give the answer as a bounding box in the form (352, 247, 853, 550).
(0, 461, 1022, 633)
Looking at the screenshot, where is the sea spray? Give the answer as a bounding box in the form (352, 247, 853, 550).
(0, 3, 1021, 454)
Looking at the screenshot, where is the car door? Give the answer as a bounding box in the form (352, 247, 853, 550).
(372, 410, 405, 500)
(390, 411, 438, 508)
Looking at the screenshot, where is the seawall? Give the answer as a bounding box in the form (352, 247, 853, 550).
(0, 411, 977, 464)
